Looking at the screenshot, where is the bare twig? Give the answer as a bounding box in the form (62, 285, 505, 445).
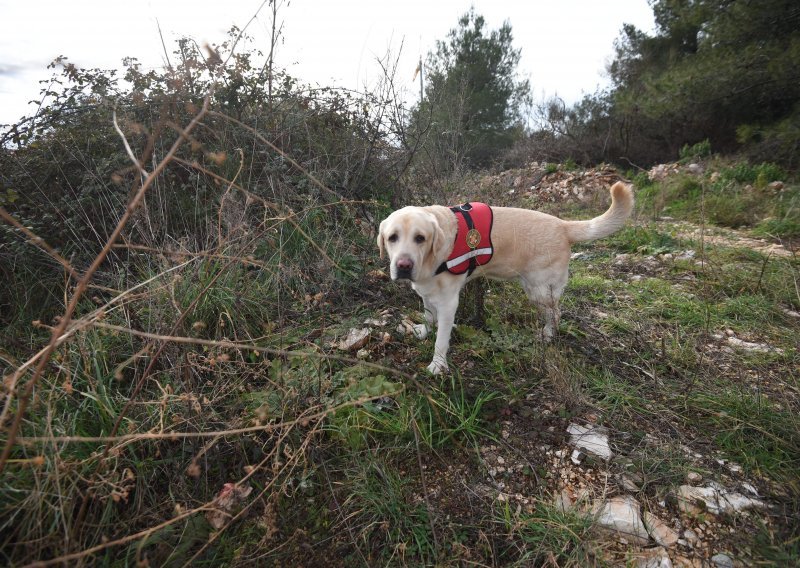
(112, 110, 147, 177)
(88, 321, 413, 379)
(0, 95, 211, 473)
(0, 259, 194, 427)
(0, 207, 81, 279)
(209, 111, 342, 200)
(16, 390, 401, 446)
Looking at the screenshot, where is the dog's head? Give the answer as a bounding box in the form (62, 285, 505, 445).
(377, 206, 449, 282)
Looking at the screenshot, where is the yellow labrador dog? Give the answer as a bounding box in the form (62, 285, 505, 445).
(377, 181, 634, 374)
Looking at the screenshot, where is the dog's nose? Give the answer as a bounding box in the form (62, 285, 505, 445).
(396, 258, 414, 271)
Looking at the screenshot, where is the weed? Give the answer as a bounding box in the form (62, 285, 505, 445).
(609, 225, 679, 254)
(686, 388, 800, 482)
(719, 162, 786, 186)
(508, 500, 595, 566)
(335, 457, 437, 563)
(679, 138, 712, 162)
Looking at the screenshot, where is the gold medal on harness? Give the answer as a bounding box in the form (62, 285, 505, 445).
(466, 229, 481, 249)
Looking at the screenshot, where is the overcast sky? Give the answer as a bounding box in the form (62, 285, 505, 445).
(0, 0, 655, 126)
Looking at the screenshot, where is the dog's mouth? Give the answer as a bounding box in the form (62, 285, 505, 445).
(393, 266, 414, 281)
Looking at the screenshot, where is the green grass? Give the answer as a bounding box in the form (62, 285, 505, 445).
(686, 388, 800, 483)
(504, 501, 595, 566)
(635, 159, 799, 238)
(2, 158, 799, 566)
(336, 456, 437, 563)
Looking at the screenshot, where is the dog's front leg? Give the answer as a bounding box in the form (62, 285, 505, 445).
(426, 294, 458, 375)
(413, 297, 437, 340)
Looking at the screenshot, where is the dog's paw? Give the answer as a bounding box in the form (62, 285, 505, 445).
(412, 323, 429, 340)
(426, 358, 448, 375)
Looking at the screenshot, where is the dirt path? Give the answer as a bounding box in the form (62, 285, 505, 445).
(671, 221, 795, 258)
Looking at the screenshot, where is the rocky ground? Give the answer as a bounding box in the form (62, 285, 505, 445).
(335, 160, 798, 566)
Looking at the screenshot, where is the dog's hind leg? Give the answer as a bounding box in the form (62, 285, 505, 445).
(521, 268, 568, 341)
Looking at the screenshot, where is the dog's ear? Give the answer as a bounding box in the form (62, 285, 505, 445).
(377, 219, 387, 259)
(427, 213, 449, 262)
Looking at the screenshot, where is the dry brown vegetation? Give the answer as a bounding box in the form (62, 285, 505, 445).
(1, 7, 799, 567)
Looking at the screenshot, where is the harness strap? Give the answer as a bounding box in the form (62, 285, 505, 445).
(436, 203, 482, 276)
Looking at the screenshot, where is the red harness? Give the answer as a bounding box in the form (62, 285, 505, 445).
(436, 202, 494, 276)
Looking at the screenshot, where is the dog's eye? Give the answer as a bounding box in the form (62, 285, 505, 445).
(414, 234, 426, 244)
(387, 234, 398, 243)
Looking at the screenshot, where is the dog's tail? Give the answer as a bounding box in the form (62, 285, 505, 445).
(564, 181, 634, 243)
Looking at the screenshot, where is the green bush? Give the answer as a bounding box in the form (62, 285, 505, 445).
(719, 162, 786, 185)
(679, 139, 712, 162)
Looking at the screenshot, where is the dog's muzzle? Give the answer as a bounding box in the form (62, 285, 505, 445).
(394, 258, 414, 281)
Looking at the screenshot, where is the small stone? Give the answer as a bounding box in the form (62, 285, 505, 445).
(571, 449, 586, 465)
(496, 456, 505, 465)
(337, 328, 371, 351)
(617, 473, 641, 493)
(741, 482, 759, 496)
(554, 488, 574, 512)
(593, 495, 650, 545)
(636, 546, 674, 568)
(686, 471, 703, 484)
(675, 484, 765, 516)
(710, 553, 734, 568)
(674, 555, 704, 568)
(644, 511, 679, 547)
(682, 529, 700, 546)
(567, 423, 613, 461)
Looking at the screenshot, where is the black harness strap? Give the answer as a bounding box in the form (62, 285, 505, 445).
(435, 203, 479, 276)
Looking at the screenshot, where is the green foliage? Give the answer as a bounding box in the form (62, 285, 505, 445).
(539, 0, 800, 168)
(0, 29, 410, 334)
(690, 389, 800, 482)
(631, 159, 799, 236)
(609, 225, 679, 255)
(3, 9, 800, 567)
(718, 162, 786, 186)
(510, 502, 594, 566)
(411, 8, 530, 171)
(335, 457, 437, 562)
(679, 139, 711, 162)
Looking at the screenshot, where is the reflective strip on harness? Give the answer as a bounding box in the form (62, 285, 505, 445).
(444, 247, 493, 270)
(435, 202, 494, 276)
